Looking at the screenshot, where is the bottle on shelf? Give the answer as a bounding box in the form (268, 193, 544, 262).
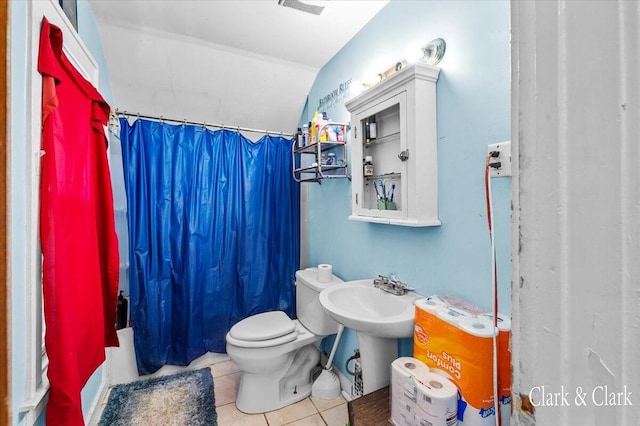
(310, 111, 320, 144)
(327, 125, 337, 142)
(318, 112, 329, 142)
(364, 155, 374, 176)
(364, 114, 377, 146)
(369, 115, 377, 139)
(337, 125, 345, 143)
(296, 128, 303, 148)
(302, 124, 308, 146)
(364, 117, 371, 145)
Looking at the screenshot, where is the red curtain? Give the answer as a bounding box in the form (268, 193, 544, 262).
(38, 18, 120, 425)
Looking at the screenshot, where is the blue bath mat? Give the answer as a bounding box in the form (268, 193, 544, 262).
(98, 367, 217, 426)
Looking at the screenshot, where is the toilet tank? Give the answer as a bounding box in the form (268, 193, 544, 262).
(296, 267, 342, 335)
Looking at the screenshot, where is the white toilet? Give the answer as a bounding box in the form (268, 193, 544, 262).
(225, 267, 342, 414)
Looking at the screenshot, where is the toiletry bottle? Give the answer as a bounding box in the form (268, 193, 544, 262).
(337, 125, 344, 143)
(302, 124, 308, 146)
(327, 152, 336, 165)
(364, 156, 374, 176)
(296, 128, 303, 148)
(369, 115, 377, 140)
(116, 291, 128, 329)
(318, 112, 328, 142)
(310, 111, 319, 144)
(364, 117, 371, 145)
(327, 125, 337, 142)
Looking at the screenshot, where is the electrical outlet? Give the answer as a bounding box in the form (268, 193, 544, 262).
(487, 141, 512, 177)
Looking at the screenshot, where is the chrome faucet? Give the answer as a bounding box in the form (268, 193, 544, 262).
(373, 275, 414, 296)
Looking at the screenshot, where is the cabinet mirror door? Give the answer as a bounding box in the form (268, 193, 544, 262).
(352, 92, 407, 221)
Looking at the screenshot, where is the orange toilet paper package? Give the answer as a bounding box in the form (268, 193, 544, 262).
(413, 296, 508, 426)
(481, 312, 512, 425)
(498, 324, 511, 422)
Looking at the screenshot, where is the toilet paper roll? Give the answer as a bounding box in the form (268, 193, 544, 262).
(391, 357, 432, 402)
(392, 358, 432, 382)
(414, 296, 447, 314)
(390, 404, 417, 426)
(390, 397, 416, 425)
(414, 372, 458, 426)
(317, 264, 332, 283)
(457, 317, 498, 338)
(391, 357, 433, 425)
(481, 312, 511, 332)
(437, 307, 471, 325)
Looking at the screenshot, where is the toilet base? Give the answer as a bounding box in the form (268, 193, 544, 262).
(235, 344, 320, 414)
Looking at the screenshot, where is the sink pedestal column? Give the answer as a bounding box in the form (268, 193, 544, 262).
(357, 333, 398, 395)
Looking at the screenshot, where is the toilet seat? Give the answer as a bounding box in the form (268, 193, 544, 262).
(227, 311, 298, 348)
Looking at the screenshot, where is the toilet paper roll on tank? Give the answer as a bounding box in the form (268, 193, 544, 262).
(317, 264, 333, 283)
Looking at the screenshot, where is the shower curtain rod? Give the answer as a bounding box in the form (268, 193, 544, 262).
(114, 109, 294, 138)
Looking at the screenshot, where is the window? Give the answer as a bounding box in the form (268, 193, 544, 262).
(58, 0, 77, 30)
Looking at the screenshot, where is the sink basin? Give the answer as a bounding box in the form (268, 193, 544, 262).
(319, 279, 423, 395)
(319, 279, 421, 338)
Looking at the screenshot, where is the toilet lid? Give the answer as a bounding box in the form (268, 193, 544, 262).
(228, 311, 296, 341)
(226, 328, 298, 349)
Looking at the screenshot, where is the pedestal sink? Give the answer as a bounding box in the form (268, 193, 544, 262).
(318, 279, 422, 395)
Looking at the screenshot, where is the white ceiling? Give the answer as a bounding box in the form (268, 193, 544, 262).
(89, 0, 388, 134)
(91, 0, 388, 69)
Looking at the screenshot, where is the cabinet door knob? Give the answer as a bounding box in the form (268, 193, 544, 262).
(398, 149, 409, 161)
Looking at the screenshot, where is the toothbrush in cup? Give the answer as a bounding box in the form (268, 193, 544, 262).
(379, 179, 386, 200)
(373, 181, 382, 200)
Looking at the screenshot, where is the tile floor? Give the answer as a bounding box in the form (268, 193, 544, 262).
(212, 360, 350, 426)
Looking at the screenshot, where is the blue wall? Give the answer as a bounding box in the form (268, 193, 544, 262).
(304, 1, 511, 379)
(10, 1, 117, 423)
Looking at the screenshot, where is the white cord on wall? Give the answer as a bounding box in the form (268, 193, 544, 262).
(485, 153, 500, 426)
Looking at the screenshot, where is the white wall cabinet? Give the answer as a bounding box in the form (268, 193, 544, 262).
(345, 62, 441, 226)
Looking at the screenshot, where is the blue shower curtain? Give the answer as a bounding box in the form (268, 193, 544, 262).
(120, 118, 300, 375)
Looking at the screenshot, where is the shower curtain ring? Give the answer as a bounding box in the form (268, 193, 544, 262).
(182, 119, 187, 128)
